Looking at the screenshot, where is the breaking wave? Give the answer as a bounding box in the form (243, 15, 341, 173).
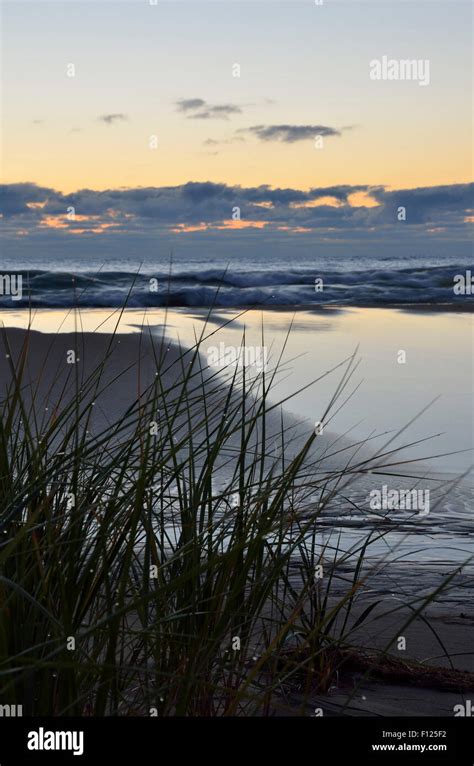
(0, 264, 472, 308)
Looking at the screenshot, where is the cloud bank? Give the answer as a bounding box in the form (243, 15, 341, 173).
(0, 181, 471, 262)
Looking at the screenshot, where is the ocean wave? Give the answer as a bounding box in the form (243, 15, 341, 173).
(0, 265, 472, 308)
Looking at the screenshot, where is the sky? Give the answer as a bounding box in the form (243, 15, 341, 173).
(0, 0, 472, 263)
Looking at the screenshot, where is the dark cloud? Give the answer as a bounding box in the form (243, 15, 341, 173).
(176, 98, 206, 112)
(241, 124, 342, 142)
(97, 114, 128, 125)
(369, 184, 474, 224)
(1, 182, 471, 239)
(176, 98, 241, 120)
(0, 182, 58, 216)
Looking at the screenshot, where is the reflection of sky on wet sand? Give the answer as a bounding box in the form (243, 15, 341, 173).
(0, 306, 472, 472)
